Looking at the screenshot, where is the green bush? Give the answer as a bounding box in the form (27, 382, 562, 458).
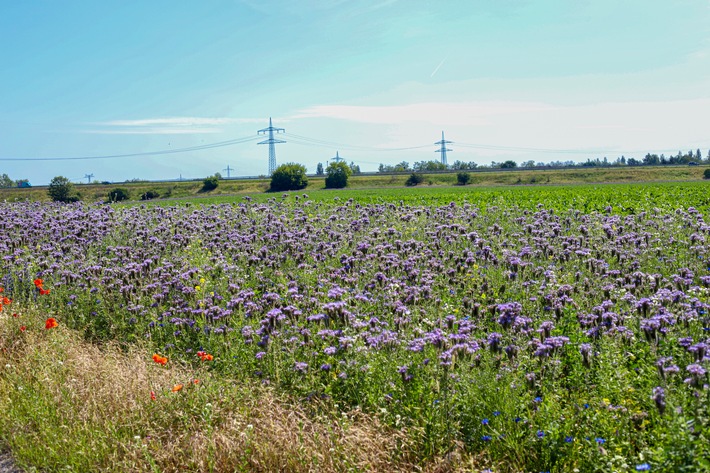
(704, 168, 710, 179)
(270, 163, 308, 191)
(141, 190, 160, 200)
(107, 188, 130, 202)
(202, 175, 219, 191)
(405, 173, 424, 187)
(47, 176, 76, 203)
(457, 172, 471, 185)
(324, 161, 352, 189)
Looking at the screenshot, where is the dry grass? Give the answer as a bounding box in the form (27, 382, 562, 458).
(0, 310, 481, 472)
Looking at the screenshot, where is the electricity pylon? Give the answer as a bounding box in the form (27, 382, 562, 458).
(257, 117, 285, 174)
(84, 173, 94, 184)
(223, 165, 234, 178)
(435, 131, 452, 165)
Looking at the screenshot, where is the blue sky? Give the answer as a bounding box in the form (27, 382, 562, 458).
(1, 0, 709, 184)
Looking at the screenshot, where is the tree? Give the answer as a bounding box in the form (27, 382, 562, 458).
(202, 174, 220, 191)
(48, 176, 77, 202)
(324, 161, 352, 189)
(349, 161, 361, 174)
(704, 169, 710, 180)
(500, 160, 518, 169)
(270, 163, 308, 191)
(107, 188, 130, 202)
(405, 172, 424, 187)
(316, 163, 324, 175)
(0, 173, 13, 188)
(456, 172, 471, 185)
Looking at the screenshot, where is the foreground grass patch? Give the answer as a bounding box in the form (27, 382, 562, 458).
(0, 311, 474, 472)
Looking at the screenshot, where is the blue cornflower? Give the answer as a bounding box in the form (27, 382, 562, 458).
(564, 436, 574, 443)
(514, 417, 522, 423)
(493, 411, 501, 416)
(534, 396, 542, 402)
(482, 418, 490, 425)
(595, 437, 605, 444)
(537, 430, 545, 438)
(583, 403, 590, 408)
(635, 463, 650, 471)
(481, 435, 492, 441)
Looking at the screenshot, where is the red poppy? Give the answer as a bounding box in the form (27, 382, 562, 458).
(2, 297, 11, 305)
(150, 391, 156, 401)
(197, 351, 214, 362)
(39, 288, 51, 296)
(152, 354, 168, 365)
(33, 279, 44, 288)
(171, 384, 183, 392)
(45, 318, 58, 329)
(20, 326, 27, 332)
(193, 379, 200, 385)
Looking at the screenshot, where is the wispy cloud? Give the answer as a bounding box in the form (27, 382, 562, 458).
(430, 59, 446, 78)
(83, 116, 263, 134)
(291, 101, 556, 126)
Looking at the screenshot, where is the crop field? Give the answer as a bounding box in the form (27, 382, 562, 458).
(2, 181, 710, 472)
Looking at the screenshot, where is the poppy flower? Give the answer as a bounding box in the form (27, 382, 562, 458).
(152, 354, 168, 365)
(39, 288, 51, 296)
(45, 318, 58, 329)
(0, 286, 4, 293)
(20, 326, 27, 332)
(197, 351, 214, 361)
(33, 279, 44, 288)
(193, 379, 200, 384)
(171, 384, 183, 392)
(150, 391, 156, 401)
(2, 297, 9, 305)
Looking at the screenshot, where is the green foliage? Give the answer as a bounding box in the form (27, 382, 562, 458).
(202, 175, 220, 192)
(48, 176, 77, 202)
(405, 172, 424, 187)
(141, 189, 161, 200)
(0, 173, 13, 188)
(456, 171, 471, 185)
(500, 160, 518, 169)
(107, 188, 130, 202)
(704, 168, 710, 179)
(316, 162, 324, 175)
(324, 161, 352, 189)
(270, 163, 308, 191)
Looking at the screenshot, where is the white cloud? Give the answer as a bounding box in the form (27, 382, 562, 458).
(291, 101, 556, 126)
(84, 116, 265, 135)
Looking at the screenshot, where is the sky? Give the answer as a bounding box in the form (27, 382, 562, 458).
(1, 0, 710, 184)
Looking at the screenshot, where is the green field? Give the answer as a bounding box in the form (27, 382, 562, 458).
(1, 164, 709, 203)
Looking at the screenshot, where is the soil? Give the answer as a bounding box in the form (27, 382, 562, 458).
(0, 452, 23, 473)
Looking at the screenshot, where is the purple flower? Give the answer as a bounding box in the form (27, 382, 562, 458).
(635, 464, 650, 471)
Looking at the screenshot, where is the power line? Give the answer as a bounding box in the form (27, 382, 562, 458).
(257, 117, 285, 174)
(0, 135, 261, 162)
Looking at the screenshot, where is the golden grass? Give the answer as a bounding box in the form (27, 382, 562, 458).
(0, 310, 481, 472)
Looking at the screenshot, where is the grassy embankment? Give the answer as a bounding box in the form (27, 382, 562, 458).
(1, 164, 708, 203)
(0, 309, 476, 472)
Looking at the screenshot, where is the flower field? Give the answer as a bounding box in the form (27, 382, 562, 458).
(2, 182, 710, 472)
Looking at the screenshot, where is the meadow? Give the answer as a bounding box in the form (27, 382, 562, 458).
(1, 181, 710, 472)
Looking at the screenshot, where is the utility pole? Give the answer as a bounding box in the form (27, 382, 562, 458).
(435, 131, 452, 165)
(257, 117, 286, 174)
(331, 151, 344, 163)
(223, 165, 234, 178)
(84, 173, 94, 184)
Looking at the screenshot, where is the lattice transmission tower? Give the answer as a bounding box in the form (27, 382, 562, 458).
(257, 117, 286, 174)
(435, 131, 452, 165)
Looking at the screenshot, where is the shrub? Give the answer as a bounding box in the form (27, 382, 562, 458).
(324, 161, 352, 189)
(107, 188, 130, 202)
(48, 176, 76, 203)
(457, 172, 471, 185)
(202, 175, 219, 192)
(405, 173, 424, 187)
(141, 190, 160, 200)
(704, 169, 710, 179)
(270, 163, 308, 192)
